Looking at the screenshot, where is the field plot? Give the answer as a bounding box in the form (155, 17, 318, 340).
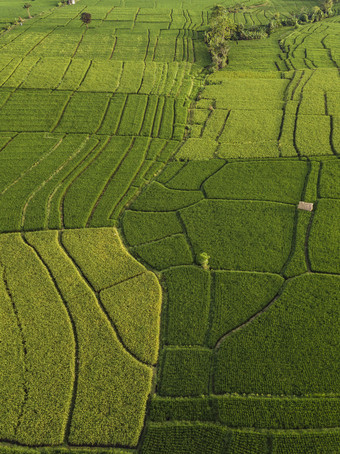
(123, 157, 340, 452)
(0, 228, 160, 446)
(0, 0, 339, 452)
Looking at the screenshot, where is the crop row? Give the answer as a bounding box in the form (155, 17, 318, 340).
(280, 21, 340, 70)
(152, 274, 339, 401)
(141, 422, 340, 453)
(150, 395, 340, 429)
(187, 67, 339, 158)
(0, 23, 210, 66)
(0, 228, 160, 445)
(128, 196, 296, 272)
(0, 133, 181, 233)
(0, 89, 188, 141)
(0, 59, 198, 96)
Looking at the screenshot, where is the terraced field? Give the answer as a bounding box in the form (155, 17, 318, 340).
(0, 0, 339, 452)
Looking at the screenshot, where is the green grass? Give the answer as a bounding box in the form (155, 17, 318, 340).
(309, 199, 340, 274)
(158, 347, 212, 396)
(101, 272, 162, 365)
(133, 234, 194, 270)
(25, 229, 153, 446)
(0, 0, 339, 451)
(180, 200, 295, 273)
(0, 233, 74, 445)
(203, 160, 307, 203)
(162, 266, 211, 345)
(214, 274, 340, 395)
(208, 271, 284, 347)
(62, 228, 145, 291)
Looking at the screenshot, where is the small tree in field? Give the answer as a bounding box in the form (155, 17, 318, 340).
(199, 252, 210, 271)
(23, 2, 34, 19)
(80, 12, 92, 28)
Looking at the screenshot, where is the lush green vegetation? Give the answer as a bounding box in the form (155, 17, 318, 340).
(0, 0, 339, 452)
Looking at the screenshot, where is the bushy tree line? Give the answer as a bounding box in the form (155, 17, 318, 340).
(205, 0, 338, 71)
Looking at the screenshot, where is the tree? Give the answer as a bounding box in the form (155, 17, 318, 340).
(23, 1, 34, 19)
(199, 252, 210, 270)
(320, 0, 333, 14)
(205, 15, 236, 70)
(80, 12, 92, 28)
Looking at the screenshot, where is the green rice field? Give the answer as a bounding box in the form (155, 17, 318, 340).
(0, 0, 339, 452)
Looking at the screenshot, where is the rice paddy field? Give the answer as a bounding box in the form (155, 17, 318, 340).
(0, 0, 339, 452)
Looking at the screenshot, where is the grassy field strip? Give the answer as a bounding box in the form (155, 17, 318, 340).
(0, 445, 135, 454)
(62, 136, 132, 228)
(0, 233, 74, 444)
(140, 423, 340, 453)
(0, 265, 27, 441)
(0, 133, 64, 196)
(23, 228, 159, 446)
(21, 135, 90, 230)
(150, 395, 340, 427)
(45, 136, 102, 230)
(0, 0, 339, 450)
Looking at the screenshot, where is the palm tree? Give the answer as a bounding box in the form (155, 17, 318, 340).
(23, 2, 33, 19)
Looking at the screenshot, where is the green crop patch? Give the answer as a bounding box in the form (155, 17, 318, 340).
(117, 95, 148, 136)
(79, 60, 123, 92)
(21, 58, 71, 90)
(62, 228, 145, 291)
(117, 61, 145, 93)
(123, 211, 183, 246)
(56, 59, 91, 91)
(175, 137, 218, 160)
(165, 160, 225, 190)
(203, 160, 307, 203)
(158, 347, 212, 397)
(87, 137, 150, 227)
(133, 234, 193, 270)
(0, 264, 25, 440)
(271, 429, 340, 454)
(0, 233, 74, 445)
(130, 181, 203, 211)
(97, 93, 127, 135)
(25, 229, 155, 446)
(283, 210, 311, 278)
(209, 271, 284, 347)
(149, 396, 216, 422)
(2, 57, 40, 89)
(163, 266, 211, 345)
(100, 272, 162, 365)
(215, 274, 340, 395)
(62, 136, 131, 228)
(141, 423, 227, 454)
(0, 90, 69, 132)
(180, 200, 295, 273)
(309, 199, 340, 274)
(296, 115, 332, 156)
(0, 132, 61, 194)
(201, 77, 287, 111)
(216, 395, 340, 429)
(55, 92, 111, 133)
(219, 110, 283, 145)
(0, 134, 95, 233)
(319, 159, 340, 199)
